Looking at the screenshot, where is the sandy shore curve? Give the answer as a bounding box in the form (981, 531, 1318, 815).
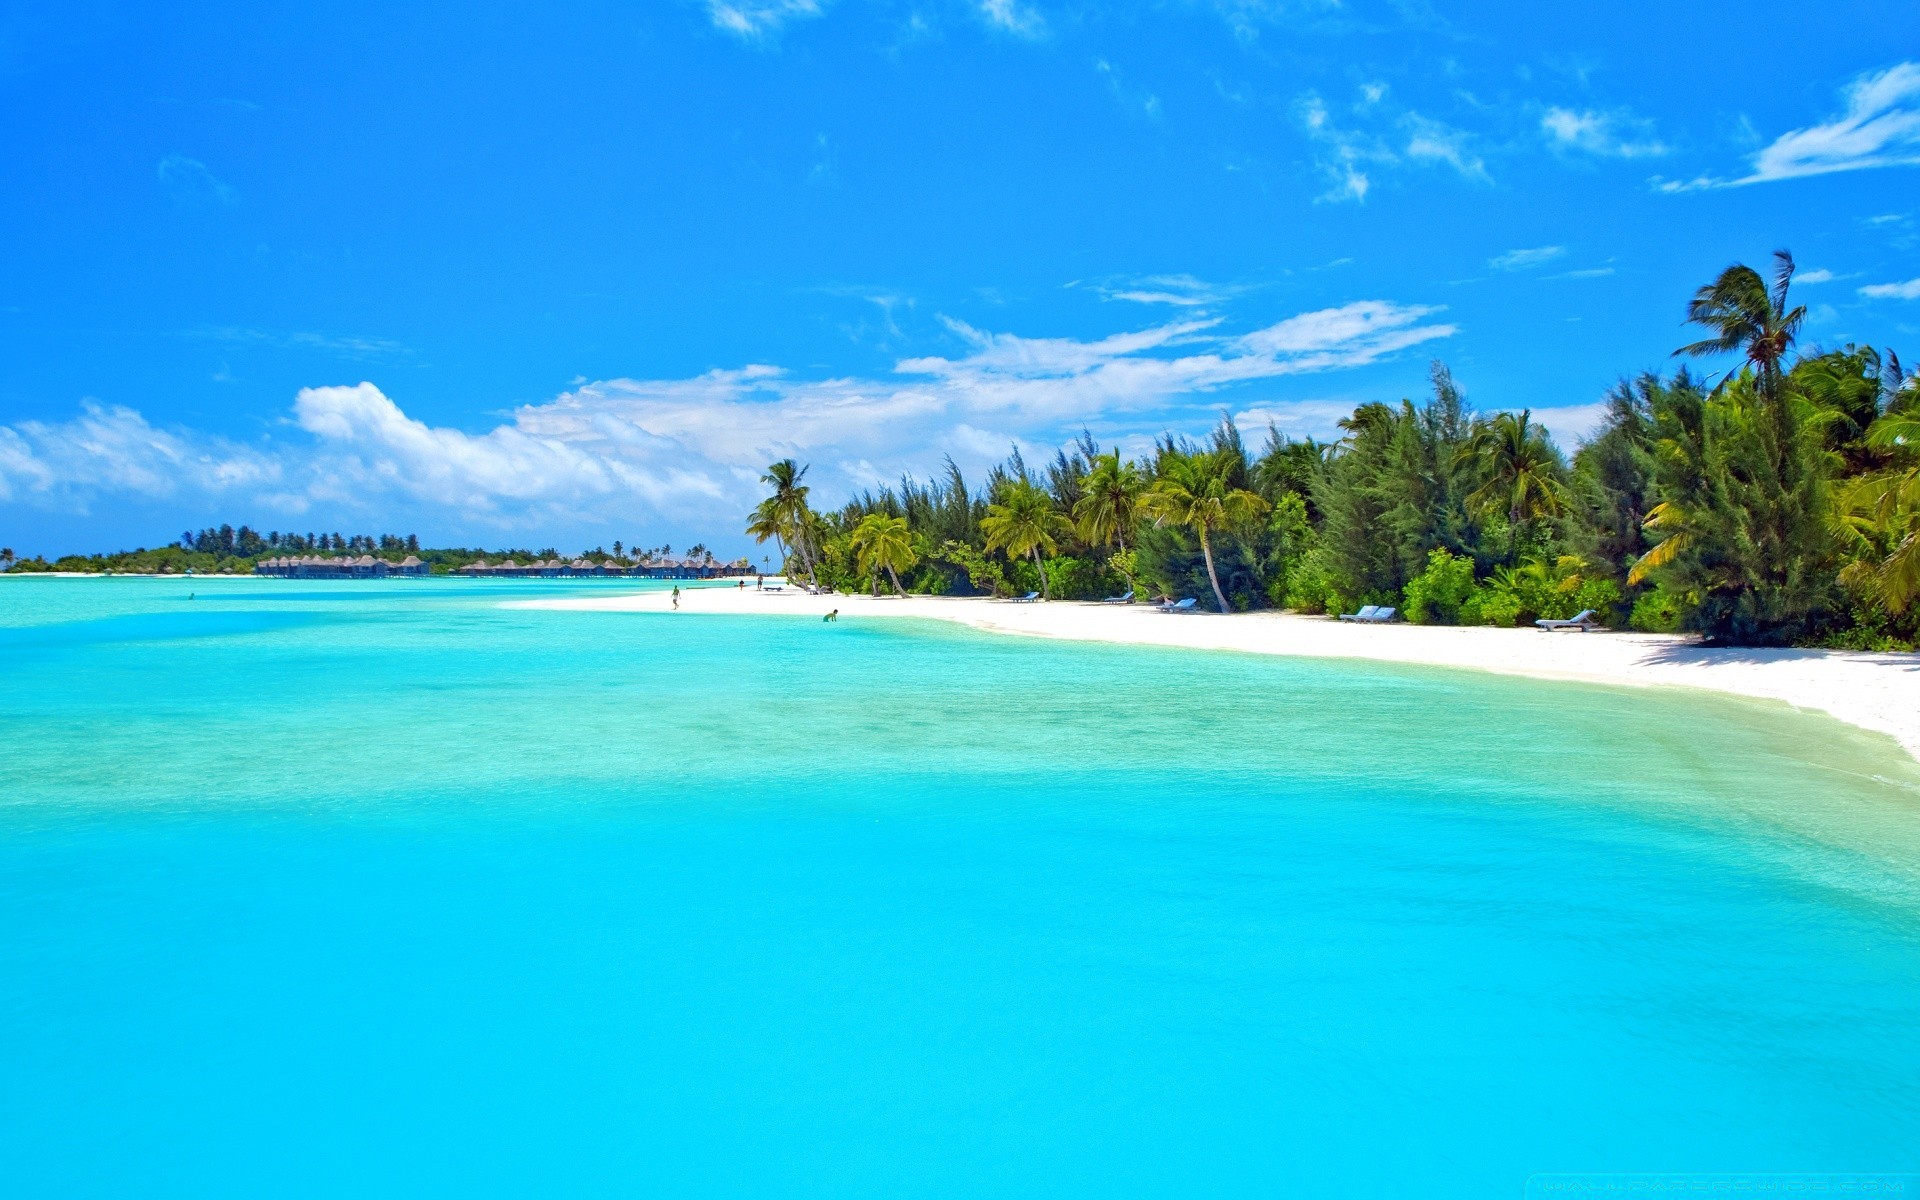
(513, 585, 1920, 761)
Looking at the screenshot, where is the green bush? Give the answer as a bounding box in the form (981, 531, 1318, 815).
(1403, 549, 1477, 624)
(1282, 548, 1339, 614)
(1629, 586, 1690, 633)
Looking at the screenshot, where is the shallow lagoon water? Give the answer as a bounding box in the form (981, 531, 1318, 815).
(2, 577, 1919, 1197)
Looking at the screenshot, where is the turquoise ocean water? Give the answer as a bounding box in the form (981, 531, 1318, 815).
(3, 577, 1919, 1196)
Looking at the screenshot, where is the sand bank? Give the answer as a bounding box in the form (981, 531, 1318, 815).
(515, 585, 1920, 760)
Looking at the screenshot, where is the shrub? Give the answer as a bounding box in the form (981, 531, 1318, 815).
(1282, 549, 1339, 614)
(1629, 586, 1689, 633)
(1403, 549, 1478, 624)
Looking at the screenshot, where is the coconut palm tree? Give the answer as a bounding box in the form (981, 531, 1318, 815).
(1073, 450, 1144, 553)
(745, 498, 789, 569)
(1140, 450, 1269, 613)
(849, 513, 917, 596)
(757, 459, 819, 583)
(1458, 410, 1567, 563)
(1677, 250, 1806, 402)
(981, 482, 1071, 599)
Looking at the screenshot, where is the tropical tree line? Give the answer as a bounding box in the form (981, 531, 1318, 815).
(747, 252, 1920, 649)
(1, 539, 731, 577)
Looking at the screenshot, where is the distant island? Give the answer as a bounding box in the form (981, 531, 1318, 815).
(0, 533, 753, 580)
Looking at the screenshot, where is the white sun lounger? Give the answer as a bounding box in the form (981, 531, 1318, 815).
(1535, 608, 1602, 631)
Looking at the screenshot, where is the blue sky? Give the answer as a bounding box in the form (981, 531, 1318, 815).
(2, 0, 1917, 557)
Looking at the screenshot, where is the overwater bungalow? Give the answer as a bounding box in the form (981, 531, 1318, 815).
(254, 555, 429, 579)
(443, 553, 753, 580)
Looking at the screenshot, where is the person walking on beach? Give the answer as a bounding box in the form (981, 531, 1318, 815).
(671, 585, 680, 610)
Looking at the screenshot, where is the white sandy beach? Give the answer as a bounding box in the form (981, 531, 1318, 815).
(517, 584, 1920, 760)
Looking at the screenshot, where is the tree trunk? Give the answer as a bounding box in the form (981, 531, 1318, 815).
(1032, 547, 1049, 599)
(1200, 527, 1230, 613)
(797, 532, 820, 586)
(886, 564, 906, 596)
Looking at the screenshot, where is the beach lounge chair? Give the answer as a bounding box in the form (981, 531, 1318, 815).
(1343, 606, 1396, 623)
(1008, 591, 1040, 603)
(1102, 590, 1134, 604)
(1535, 608, 1602, 632)
(1155, 597, 1197, 612)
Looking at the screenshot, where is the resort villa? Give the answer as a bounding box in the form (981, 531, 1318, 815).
(452, 555, 753, 580)
(253, 554, 753, 580)
(254, 555, 431, 579)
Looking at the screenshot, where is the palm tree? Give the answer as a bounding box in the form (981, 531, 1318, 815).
(1073, 450, 1144, 553)
(1139, 450, 1269, 613)
(849, 513, 917, 596)
(1677, 250, 1806, 402)
(756, 459, 819, 583)
(746, 498, 789, 569)
(1458, 410, 1567, 563)
(981, 482, 1071, 599)
(1838, 410, 1920, 611)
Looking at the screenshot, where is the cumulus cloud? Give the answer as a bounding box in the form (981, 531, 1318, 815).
(0, 302, 1455, 529)
(1859, 278, 1920, 300)
(0, 403, 277, 512)
(1655, 61, 1920, 191)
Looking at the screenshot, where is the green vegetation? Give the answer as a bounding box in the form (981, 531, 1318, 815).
(748, 252, 1920, 648)
(0, 526, 714, 578)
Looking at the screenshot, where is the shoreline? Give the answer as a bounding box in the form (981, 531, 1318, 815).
(513, 586, 1920, 761)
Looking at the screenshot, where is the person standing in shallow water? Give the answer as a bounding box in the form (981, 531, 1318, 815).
(671, 586, 680, 610)
(823, 609, 838, 622)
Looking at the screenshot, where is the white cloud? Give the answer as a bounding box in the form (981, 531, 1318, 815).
(1540, 108, 1668, 158)
(1746, 62, 1920, 182)
(157, 155, 236, 206)
(1860, 278, 1920, 300)
(1092, 274, 1234, 307)
(1656, 62, 1920, 190)
(1095, 59, 1161, 120)
(1404, 114, 1489, 181)
(1488, 246, 1564, 271)
(1530, 402, 1608, 450)
(0, 302, 1456, 528)
(977, 0, 1044, 36)
(1298, 89, 1486, 203)
(704, 0, 823, 39)
(1796, 268, 1837, 285)
(0, 403, 277, 512)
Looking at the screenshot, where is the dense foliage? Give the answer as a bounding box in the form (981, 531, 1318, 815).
(747, 253, 1920, 648)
